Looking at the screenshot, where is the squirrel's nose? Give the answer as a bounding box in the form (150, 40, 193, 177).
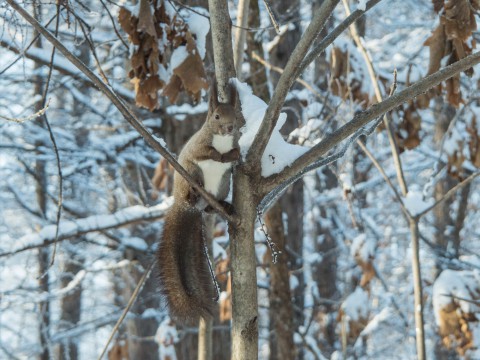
(227, 125, 233, 133)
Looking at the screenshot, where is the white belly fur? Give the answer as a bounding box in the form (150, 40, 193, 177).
(212, 134, 234, 154)
(196, 135, 234, 197)
(197, 160, 232, 197)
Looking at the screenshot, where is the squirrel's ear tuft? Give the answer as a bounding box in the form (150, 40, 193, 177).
(229, 82, 237, 108)
(209, 78, 219, 110)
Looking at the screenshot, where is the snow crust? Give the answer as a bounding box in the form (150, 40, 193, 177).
(232, 79, 309, 177)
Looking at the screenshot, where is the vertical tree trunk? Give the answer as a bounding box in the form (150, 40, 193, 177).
(310, 168, 339, 356)
(267, 3, 306, 358)
(230, 171, 259, 360)
(265, 204, 296, 360)
(208, 1, 259, 359)
(31, 2, 50, 359)
(245, 6, 296, 356)
(56, 35, 91, 360)
(198, 214, 215, 360)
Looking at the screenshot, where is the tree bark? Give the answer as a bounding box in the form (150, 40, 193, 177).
(229, 170, 259, 360)
(31, 2, 50, 359)
(265, 204, 295, 360)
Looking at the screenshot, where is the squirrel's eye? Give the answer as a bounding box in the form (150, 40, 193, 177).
(215, 114, 220, 120)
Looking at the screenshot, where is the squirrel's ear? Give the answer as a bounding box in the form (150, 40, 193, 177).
(209, 79, 219, 110)
(229, 83, 237, 108)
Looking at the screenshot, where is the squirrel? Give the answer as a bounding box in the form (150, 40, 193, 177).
(157, 80, 240, 323)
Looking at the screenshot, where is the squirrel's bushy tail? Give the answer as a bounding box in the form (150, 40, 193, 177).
(157, 204, 217, 323)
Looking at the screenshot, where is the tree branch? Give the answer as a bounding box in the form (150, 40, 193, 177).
(0, 203, 170, 258)
(6, 0, 236, 224)
(261, 51, 480, 194)
(245, 0, 340, 170)
(296, 0, 383, 78)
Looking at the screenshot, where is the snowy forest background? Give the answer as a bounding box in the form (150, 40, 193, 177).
(1, 0, 480, 359)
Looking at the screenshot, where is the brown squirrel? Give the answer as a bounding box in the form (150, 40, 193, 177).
(157, 80, 239, 323)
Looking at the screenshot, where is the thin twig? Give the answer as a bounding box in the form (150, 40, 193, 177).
(40, 0, 63, 268)
(0, 99, 50, 123)
(256, 208, 281, 263)
(416, 172, 480, 218)
(97, 261, 155, 360)
(262, 0, 280, 34)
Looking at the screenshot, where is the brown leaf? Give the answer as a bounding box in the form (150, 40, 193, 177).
(137, 0, 157, 37)
(443, 0, 477, 41)
(132, 76, 164, 111)
(118, 8, 134, 35)
(424, 24, 447, 75)
(173, 53, 208, 101)
(162, 75, 183, 104)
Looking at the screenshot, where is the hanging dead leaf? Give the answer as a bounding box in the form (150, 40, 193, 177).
(137, 0, 157, 37)
(172, 54, 208, 103)
(119, 2, 209, 109)
(421, 0, 478, 107)
(433, 269, 480, 356)
(162, 75, 183, 104)
(443, 0, 477, 41)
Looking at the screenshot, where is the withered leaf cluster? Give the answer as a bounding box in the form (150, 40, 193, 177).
(435, 272, 480, 356)
(422, 0, 479, 107)
(119, 0, 208, 110)
(395, 0, 478, 152)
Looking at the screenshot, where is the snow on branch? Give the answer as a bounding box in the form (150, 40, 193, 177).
(1, 201, 172, 257)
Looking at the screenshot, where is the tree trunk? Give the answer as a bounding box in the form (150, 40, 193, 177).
(265, 204, 295, 360)
(55, 33, 91, 360)
(267, 3, 306, 358)
(31, 2, 50, 359)
(230, 170, 259, 360)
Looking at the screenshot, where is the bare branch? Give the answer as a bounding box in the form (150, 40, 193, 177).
(0, 203, 170, 258)
(296, 0, 383, 78)
(97, 261, 155, 360)
(417, 172, 480, 218)
(0, 99, 50, 123)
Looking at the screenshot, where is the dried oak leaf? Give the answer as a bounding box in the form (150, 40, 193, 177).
(443, 0, 477, 42)
(162, 74, 183, 104)
(132, 75, 165, 111)
(467, 116, 480, 167)
(172, 53, 208, 102)
(219, 274, 232, 322)
(137, 0, 157, 37)
(152, 158, 173, 192)
(424, 24, 448, 75)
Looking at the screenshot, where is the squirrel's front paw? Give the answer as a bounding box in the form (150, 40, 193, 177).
(221, 148, 240, 162)
(204, 201, 235, 216)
